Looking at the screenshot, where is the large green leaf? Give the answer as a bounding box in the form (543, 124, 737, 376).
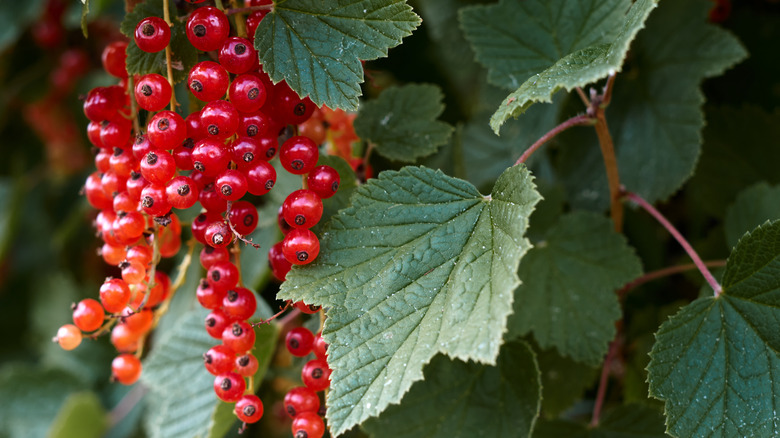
(354, 84, 453, 163)
(143, 307, 278, 438)
(460, 0, 658, 134)
(278, 165, 541, 435)
(254, 0, 421, 111)
(508, 212, 642, 365)
(533, 404, 668, 438)
(363, 341, 540, 438)
(725, 183, 780, 249)
(49, 392, 108, 438)
(558, 0, 748, 209)
(648, 220, 780, 437)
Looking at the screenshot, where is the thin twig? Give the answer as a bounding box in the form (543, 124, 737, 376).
(514, 114, 595, 165)
(618, 260, 727, 296)
(253, 301, 294, 327)
(576, 87, 590, 107)
(623, 190, 723, 296)
(590, 338, 619, 427)
(593, 75, 622, 231)
(226, 201, 261, 248)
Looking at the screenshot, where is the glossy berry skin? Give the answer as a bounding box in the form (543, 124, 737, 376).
(201, 100, 239, 139)
(235, 353, 259, 377)
(301, 358, 331, 392)
(109, 147, 137, 177)
(173, 139, 195, 170)
(218, 37, 258, 74)
(228, 73, 267, 113)
(280, 136, 319, 175)
(245, 10, 269, 39)
(188, 61, 229, 102)
(186, 111, 208, 140)
(205, 221, 234, 248)
(122, 307, 154, 333)
(147, 110, 186, 149)
(99, 278, 132, 314)
(84, 172, 114, 210)
(235, 395, 264, 423)
(111, 323, 140, 353)
(72, 299, 105, 332)
(266, 80, 316, 126)
(312, 333, 328, 360)
(282, 189, 323, 229)
(192, 138, 231, 177)
(56, 324, 82, 350)
(214, 372, 245, 402)
(199, 183, 228, 213)
(228, 200, 258, 236)
(191, 211, 223, 244)
(284, 386, 320, 418)
(197, 278, 226, 309)
(223, 287, 257, 321)
(268, 241, 293, 281)
(135, 73, 172, 111)
(243, 160, 277, 196)
(141, 150, 176, 185)
(204, 344, 236, 375)
(307, 165, 340, 199)
(134, 16, 170, 53)
(112, 353, 142, 385)
(207, 260, 239, 294)
(231, 137, 262, 170)
(282, 229, 320, 265)
(292, 411, 325, 438)
(286, 327, 315, 357)
(222, 321, 256, 354)
(132, 134, 154, 161)
(238, 110, 276, 138)
(141, 184, 172, 217)
(200, 246, 230, 269)
(100, 119, 132, 149)
(215, 169, 248, 201)
(83, 86, 122, 122)
(205, 309, 231, 339)
(113, 211, 146, 243)
(165, 175, 199, 209)
(186, 6, 229, 52)
(101, 41, 128, 78)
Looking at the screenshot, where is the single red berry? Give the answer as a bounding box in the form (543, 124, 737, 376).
(286, 327, 315, 357)
(186, 6, 229, 52)
(204, 344, 236, 375)
(113, 211, 147, 244)
(141, 149, 177, 185)
(280, 136, 319, 175)
(291, 411, 325, 438)
(101, 242, 126, 265)
(112, 354, 143, 385)
(147, 110, 186, 149)
(214, 372, 246, 402)
(228, 200, 258, 236)
(293, 301, 321, 315)
(222, 321, 256, 354)
(205, 221, 234, 248)
(88, 122, 107, 149)
(84, 172, 114, 210)
(55, 324, 82, 351)
(121, 307, 154, 334)
(235, 394, 264, 423)
(197, 278, 227, 310)
(265, 80, 316, 126)
(223, 287, 257, 321)
(245, 10, 269, 39)
(72, 298, 105, 332)
(284, 386, 320, 418)
(191, 211, 223, 244)
(215, 169, 248, 201)
(109, 147, 138, 178)
(282, 189, 323, 229)
(101, 41, 128, 78)
(199, 182, 228, 213)
(173, 138, 196, 171)
(83, 86, 124, 122)
(238, 110, 277, 138)
(134, 16, 171, 53)
(165, 175, 199, 209)
(141, 184, 172, 217)
(235, 353, 259, 377)
(126, 244, 153, 266)
(231, 137, 261, 170)
(218, 37, 258, 74)
(301, 358, 331, 392)
(100, 278, 132, 314)
(207, 260, 239, 294)
(307, 165, 340, 199)
(100, 119, 132, 149)
(268, 241, 292, 281)
(126, 171, 149, 203)
(201, 100, 239, 139)
(200, 245, 230, 269)
(243, 160, 277, 196)
(188, 61, 229, 102)
(205, 309, 231, 339)
(135, 73, 172, 111)
(192, 138, 231, 177)
(228, 73, 267, 112)
(132, 134, 154, 161)
(186, 110, 208, 140)
(312, 333, 328, 360)
(282, 229, 320, 265)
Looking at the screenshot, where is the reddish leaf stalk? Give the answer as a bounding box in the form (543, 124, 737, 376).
(593, 74, 623, 232)
(624, 191, 723, 296)
(590, 337, 619, 427)
(618, 260, 727, 296)
(514, 114, 595, 165)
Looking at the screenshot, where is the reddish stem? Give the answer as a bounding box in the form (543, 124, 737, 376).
(252, 301, 293, 326)
(515, 114, 595, 165)
(623, 190, 723, 296)
(618, 260, 727, 296)
(590, 338, 619, 427)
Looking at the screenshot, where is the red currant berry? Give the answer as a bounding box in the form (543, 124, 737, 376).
(72, 298, 105, 332)
(134, 16, 171, 53)
(284, 386, 320, 418)
(186, 110, 208, 140)
(101, 242, 126, 265)
(291, 411, 325, 438)
(243, 160, 277, 196)
(191, 211, 223, 244)
(112, 354, 142, 385)
(85, 172, 114, 210)
(312, 333, 328, 360)
(135, 73, 172, 111)
(88, 122, 106, 149)
(282, 189, 323, 229)
(307, 165, 340, 199)
(301, 358, 331, 392)
(188, 61, 229, 102)
(126, 244, 153, 266)
(132, 134, 154, 160)
(204, 344, 236, 375)
(201, 100, 239, 139)
(165, 175, 199, 209)
(147, 110, 186, 149)
(218, 37, 257, 74)
(268, 241, 292, 281)
(266, 80, 316, 126)
(214, 372, 245, 402)
(197, 278, 227, 310)
(186, 6, 229, 52)
(122, 307, 154, 334)
(199, 182, 228, 213)
(280, 136, 319, 175)
(109, 147, 138, 178)
(141, 184, 172, 217)
(235, 353, 259, 377)
(192, 138, 231, 177)
(228, 200, 258, 236)
(205, 309, 231, 339)
(229, 73, 267, 112)
(113, 191, 138, 215)
(141, 149, 176, 185)
(223, 287, 257, 321)
(286, 327, 315, 357)
(245, 10, 269, 39)
(222, 321, 256, 354)
(126, 171, 149, 203)
(282, 229, 320, 265)
(205, 221, 234, 248)
(120, 259, 147, 284)
(235, 395, 264, 423)
(215, 169, 248, 201)
(55, 324, 82, 351)
(238, 110, 276, 138)
(113, 211, 147, 243)
(200, 245, 230, 269)
(173, 138, 195, 171)
(101, 41, 128, 78)
(100, 119, 132, 149)
(100, 278, 132, 314)
(207, 260, 239, 294)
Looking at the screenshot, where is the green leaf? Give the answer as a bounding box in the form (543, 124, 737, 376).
(0, 366, 85, 437)
(533, 404, 668, 438)
(143, 307, 278, 438)
(534, 345, 598, 417)
(278, 165, 541, 434)
(353, 84, 453, 162)
(725, 183, 780, 249)
(254, 0, 421, 111)
(49, 392, 108, 438)
(689, 106, 780, 217)
(363, 341, 541, 438)
(120, 0, 197, 84)
(557, 0, 748, 209)
(647, 220, 780, 438)
(508, 212, 642, 365)
(459, 0, 658, 134)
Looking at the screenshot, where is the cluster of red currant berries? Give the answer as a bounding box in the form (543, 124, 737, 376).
(54, 0, 344, 432)
(284, 326, 332, 438)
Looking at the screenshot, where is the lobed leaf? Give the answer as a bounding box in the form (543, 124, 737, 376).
(354, 84, 454, 163)
(278, 165, 541, 435)
(254, 0, 421, 111)
(647, 220, 780, 437)
(363, 341, 541, 438)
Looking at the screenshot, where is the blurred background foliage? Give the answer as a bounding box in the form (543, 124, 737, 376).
(0, 0, 778, 437)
